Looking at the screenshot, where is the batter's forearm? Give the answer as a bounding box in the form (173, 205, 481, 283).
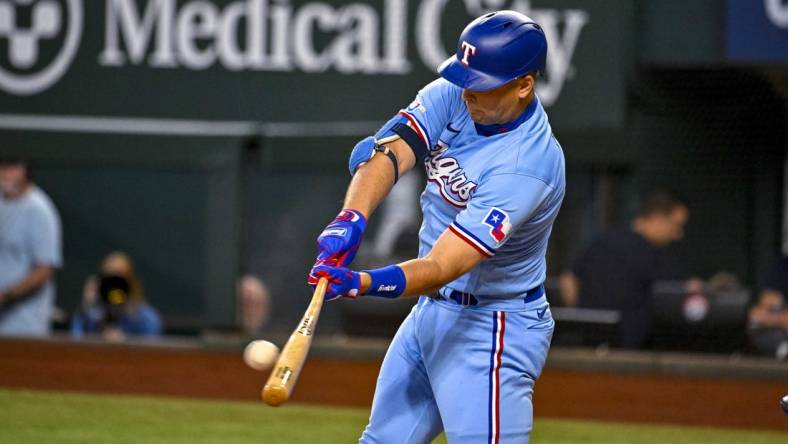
(359, 257, 467, 298)
(343, 153, 398, 218)
(399, 258, 454, 297)
(343, 138, 416, 218)
(355, 208, 483, 300)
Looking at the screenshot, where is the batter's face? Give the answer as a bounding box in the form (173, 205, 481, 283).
(462, 75, 534, 125)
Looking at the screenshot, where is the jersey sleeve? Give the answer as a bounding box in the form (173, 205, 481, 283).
(449, 173, 553, 257)
(375, 79, 461, 157)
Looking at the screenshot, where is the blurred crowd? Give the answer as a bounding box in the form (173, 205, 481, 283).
(0, 156, 272, 343)
(555, 189, 787, 357)
(558, 190, 691, 349)
(71, 251, 162, 341)
(0, 156, 786, 358)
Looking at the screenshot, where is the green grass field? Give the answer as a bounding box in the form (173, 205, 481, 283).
(1, 388, 785, 444)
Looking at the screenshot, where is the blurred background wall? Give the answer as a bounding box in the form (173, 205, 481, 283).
(0, 0, 785, 337)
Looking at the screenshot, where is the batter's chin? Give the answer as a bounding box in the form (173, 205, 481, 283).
(467, 108, 486, 124)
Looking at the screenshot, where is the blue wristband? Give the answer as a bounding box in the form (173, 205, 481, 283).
(363, 265, 406, 298)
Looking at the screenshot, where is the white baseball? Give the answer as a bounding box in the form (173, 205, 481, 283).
(243, 340, 279, 371)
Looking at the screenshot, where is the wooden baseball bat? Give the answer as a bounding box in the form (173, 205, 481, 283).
(261, 277, 327, 406)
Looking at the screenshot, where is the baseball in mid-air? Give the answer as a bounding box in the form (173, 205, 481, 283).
(243, 340, 279, 371)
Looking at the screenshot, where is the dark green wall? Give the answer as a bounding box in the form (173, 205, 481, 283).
(628, 69, 785, 285)
(0, 132, 242, 329)
(640, 0, 724, 66)
(0, 0, 785, 335)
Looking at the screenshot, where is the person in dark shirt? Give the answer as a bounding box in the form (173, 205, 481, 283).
(748, 254, 788, 358)
(560, 190, 689, 349)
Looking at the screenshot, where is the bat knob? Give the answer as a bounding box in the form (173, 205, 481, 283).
(262, 384, 289, 407)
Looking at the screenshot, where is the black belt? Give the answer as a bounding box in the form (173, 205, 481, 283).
(432, 285, 545, 307)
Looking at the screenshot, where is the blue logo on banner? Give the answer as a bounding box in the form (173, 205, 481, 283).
(727, 0, 788, 62)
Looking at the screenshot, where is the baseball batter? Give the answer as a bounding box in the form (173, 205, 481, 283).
(309, 11, 565, 444)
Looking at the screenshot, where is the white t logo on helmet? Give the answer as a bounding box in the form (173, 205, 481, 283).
(460, 41, 477, 66)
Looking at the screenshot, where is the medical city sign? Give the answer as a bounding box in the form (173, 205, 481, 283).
(0, 0, 82, 95)
(0, 0, 588, 106)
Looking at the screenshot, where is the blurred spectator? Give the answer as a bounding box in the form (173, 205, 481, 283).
(748, 254, 788, 359)
(559, 189, 690, 349)
(0, 157, 62, 337)
(71, 252, 162, 340)
(236, 275, 271, 335)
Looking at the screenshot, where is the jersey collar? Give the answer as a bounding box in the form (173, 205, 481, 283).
(474, 97, 538, 137)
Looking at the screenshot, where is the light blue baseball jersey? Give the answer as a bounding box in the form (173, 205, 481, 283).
(360, 79, 564, 444)
(399, 78, 565, 298)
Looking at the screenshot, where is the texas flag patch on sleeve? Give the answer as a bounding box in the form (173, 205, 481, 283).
(483, 208, 511, 244)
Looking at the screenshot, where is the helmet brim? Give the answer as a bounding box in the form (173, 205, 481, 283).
(438, 56, 514, 92)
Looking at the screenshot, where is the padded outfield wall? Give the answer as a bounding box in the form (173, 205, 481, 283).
(0, 0, 784, 333)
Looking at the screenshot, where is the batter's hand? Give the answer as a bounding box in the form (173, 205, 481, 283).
(308, 209, 366, 285)
(309, 265, 361, 301)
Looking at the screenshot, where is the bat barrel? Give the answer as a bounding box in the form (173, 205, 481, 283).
(261, 384, 289, 406)
(260, 277, 327, 407)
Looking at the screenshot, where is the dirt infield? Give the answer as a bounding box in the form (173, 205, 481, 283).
(1, 338, 786, 431)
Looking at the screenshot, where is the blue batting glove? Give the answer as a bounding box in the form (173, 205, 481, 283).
(308, 209, 366, 285)
(310, 265, 362, 301)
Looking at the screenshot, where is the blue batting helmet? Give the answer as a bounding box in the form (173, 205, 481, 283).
(438, 10, 547, 91)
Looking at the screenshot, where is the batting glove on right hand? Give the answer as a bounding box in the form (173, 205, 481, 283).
(308, 209, 366, 286)
(310, 265, 361, 301)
